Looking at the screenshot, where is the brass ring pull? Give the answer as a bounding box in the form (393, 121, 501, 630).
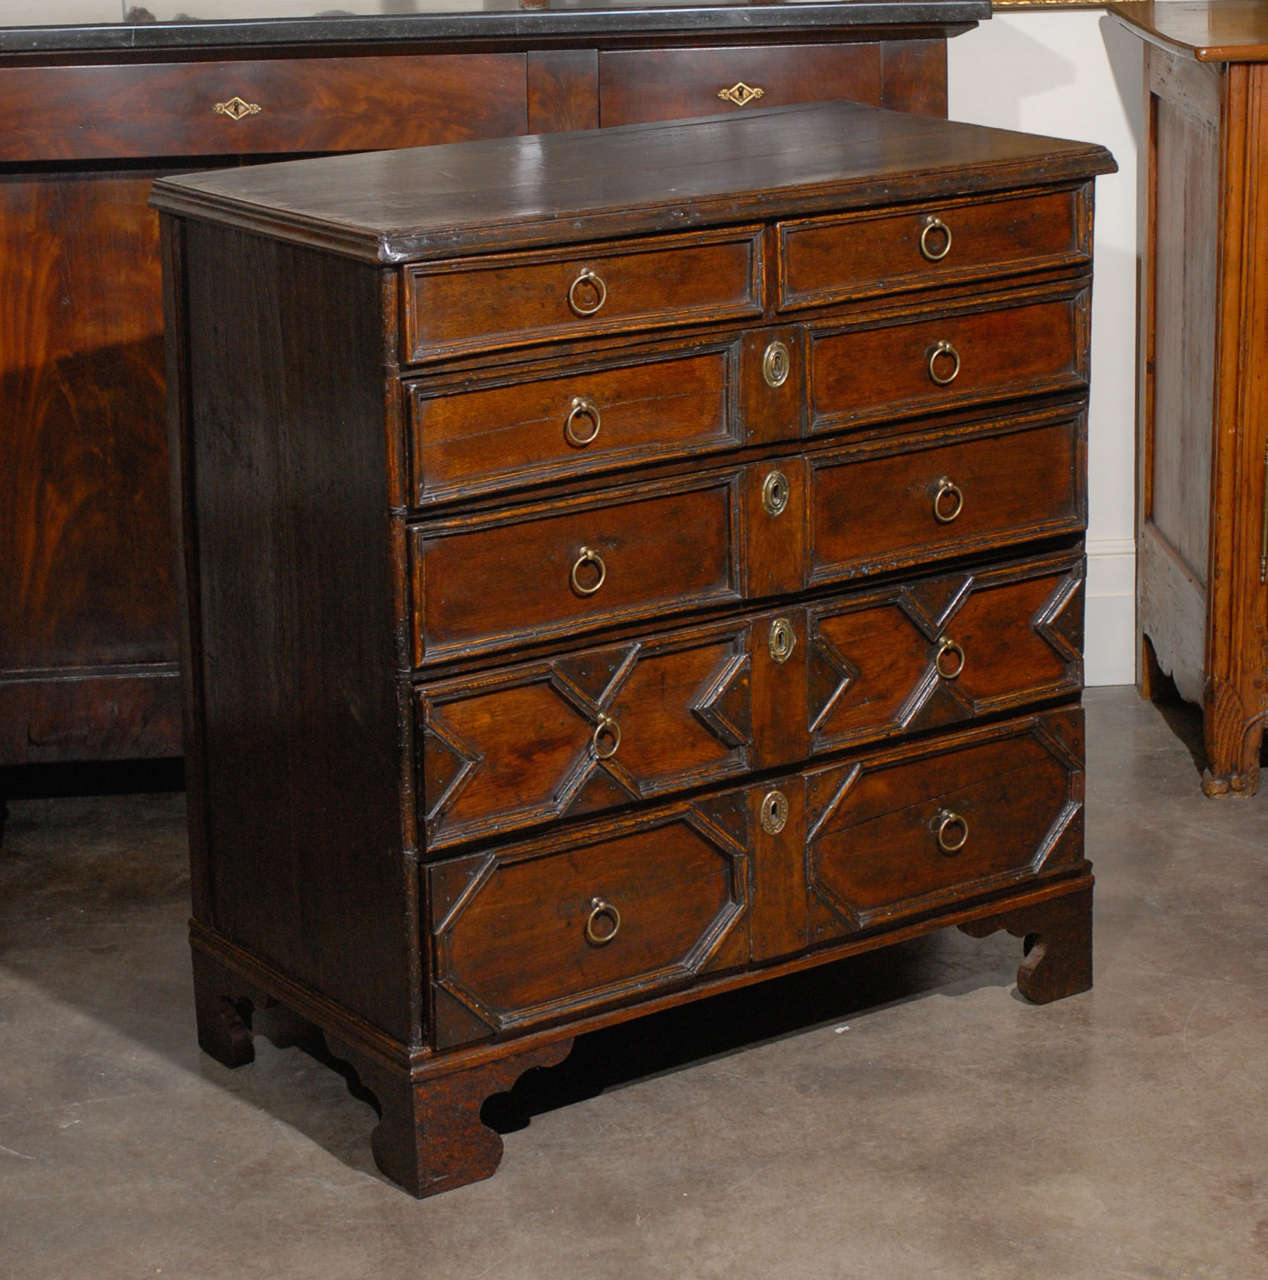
(592, 713, 621, 760)
(935, 636, 966, 680)
(932, 476, 964, 524)
(585, 898, 621, 946)
(927, 339, 961, 386)
(567, 268, 607, 317)
(565, 396, 602, 447)
(919, 215, 953, 263)
(936, 809, 969, 854)
(570, 546, 607, 596)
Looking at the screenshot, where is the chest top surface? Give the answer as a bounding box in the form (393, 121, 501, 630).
(149, 101, 1115, 263)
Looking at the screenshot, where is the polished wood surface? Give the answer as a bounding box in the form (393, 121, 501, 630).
(0, 19, 952, 769)
(161, 103, 1109, 1194)
(1109, 1, 1268, 62)
(1114, 7, 1268, 793)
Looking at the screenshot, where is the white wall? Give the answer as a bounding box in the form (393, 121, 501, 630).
(948, 10, 1143, 686)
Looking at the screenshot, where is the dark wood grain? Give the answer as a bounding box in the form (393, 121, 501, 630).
(0, 56, 529, 162)
(598, 42, 884, 126)
(164, 102, 1105, 1194)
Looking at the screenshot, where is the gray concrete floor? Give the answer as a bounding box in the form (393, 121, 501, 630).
(1, 686, 1265, 1279)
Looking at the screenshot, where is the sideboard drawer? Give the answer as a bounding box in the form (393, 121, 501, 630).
(599, 43, 884, 126)
(778, 188, 1088, 311)
(806, 707, 1084, 935)
(408, 340, 740, 506)
(808, 415, 1084, 583)
(402, 228, 763, 363)
(411, 473, 742, 664)
(0, 55, 528, 162)
(429, 803, 749, 1046)
(809, 294, 1087, 434)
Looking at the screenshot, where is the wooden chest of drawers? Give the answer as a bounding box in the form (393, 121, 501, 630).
(153, 101, 1114, 1196)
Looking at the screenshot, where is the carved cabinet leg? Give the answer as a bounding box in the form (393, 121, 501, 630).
(190, 949, 257, 1068)
(1201, 680, 1264, 796)
(335, 1038, 574, 1198)
(960, 886, 1092, 1004)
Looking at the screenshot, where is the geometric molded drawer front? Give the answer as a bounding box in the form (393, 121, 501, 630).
(402, 227, 764, 363)
(806, 707, 1085, 936)
(808, 551, 1084, 754)
(0, 55, 530, 163)
(808, 292, 1087, 434)
(779, 188, 1088, 311)
(418, 622, 753, 850)
(411, 470, 743, 664)
(408, 341, 740, 506)
(428, 800, 749, 1047)
(808, 414, 1083, 584)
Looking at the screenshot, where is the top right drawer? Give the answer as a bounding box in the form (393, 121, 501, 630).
(777, 187, 1091, 313)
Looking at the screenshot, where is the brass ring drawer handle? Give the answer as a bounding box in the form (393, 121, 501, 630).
(919, 215, 952, 262)
(932, 476, 964, 524)
(570, 545, 607, 596)
(936, 809, 969, 854)
(567, 268, 607, 317)
(565, 396, 602, 447)
(936, 636, 965, 680)
(585, 897, 621, 945)
(926, 339, 961, 386)
(592, 712, 621, 760)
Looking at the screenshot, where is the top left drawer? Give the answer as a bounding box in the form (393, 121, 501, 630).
(0, 55, 528, 162)
(402, 228, 765, 363)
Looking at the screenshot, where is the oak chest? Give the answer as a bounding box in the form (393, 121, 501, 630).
(153, 101, 1114, 1196)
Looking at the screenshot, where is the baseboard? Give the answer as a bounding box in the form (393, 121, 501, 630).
(1084, 537, 1135, 687)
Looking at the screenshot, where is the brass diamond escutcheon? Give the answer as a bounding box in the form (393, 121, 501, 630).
(213, 96, 262, 121)
(718, 82, 765, 108)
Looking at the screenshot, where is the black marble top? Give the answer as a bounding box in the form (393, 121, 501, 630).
(0, 0, 988, 56)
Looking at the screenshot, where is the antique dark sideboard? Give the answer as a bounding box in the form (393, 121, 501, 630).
(153, 101, 1114, 1196)
(0, 0, 986, 772)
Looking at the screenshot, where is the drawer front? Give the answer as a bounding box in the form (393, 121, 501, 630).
(599, 44, 884, 126)
(806, 707, 1085, 936)
(402, 228, 763, 363)
(808, 552, 1084, 754)
(411, 472, 743, 664)
(419, 621, 754, 851)
(779, 188, 1089, 311)
(809, 415, 1084, 584)
(809, 293, 1087, 434)
(428, 799, 749, 1047)
(0, 56, 528, 162)
(408, 341, 740, 506)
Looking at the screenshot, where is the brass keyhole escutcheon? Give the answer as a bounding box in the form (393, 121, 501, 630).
(935, 809, 969, 854)
(762, 469, 790, 517)
(585, 898, 621, 946)
(919, 215, 953, 262)
(769, 617, 796, 665)
(760, 789, 789, 835)
(762, 340, 791, 389)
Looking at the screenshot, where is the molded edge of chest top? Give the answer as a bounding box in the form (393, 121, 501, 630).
(148, 101, 1117, 264)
